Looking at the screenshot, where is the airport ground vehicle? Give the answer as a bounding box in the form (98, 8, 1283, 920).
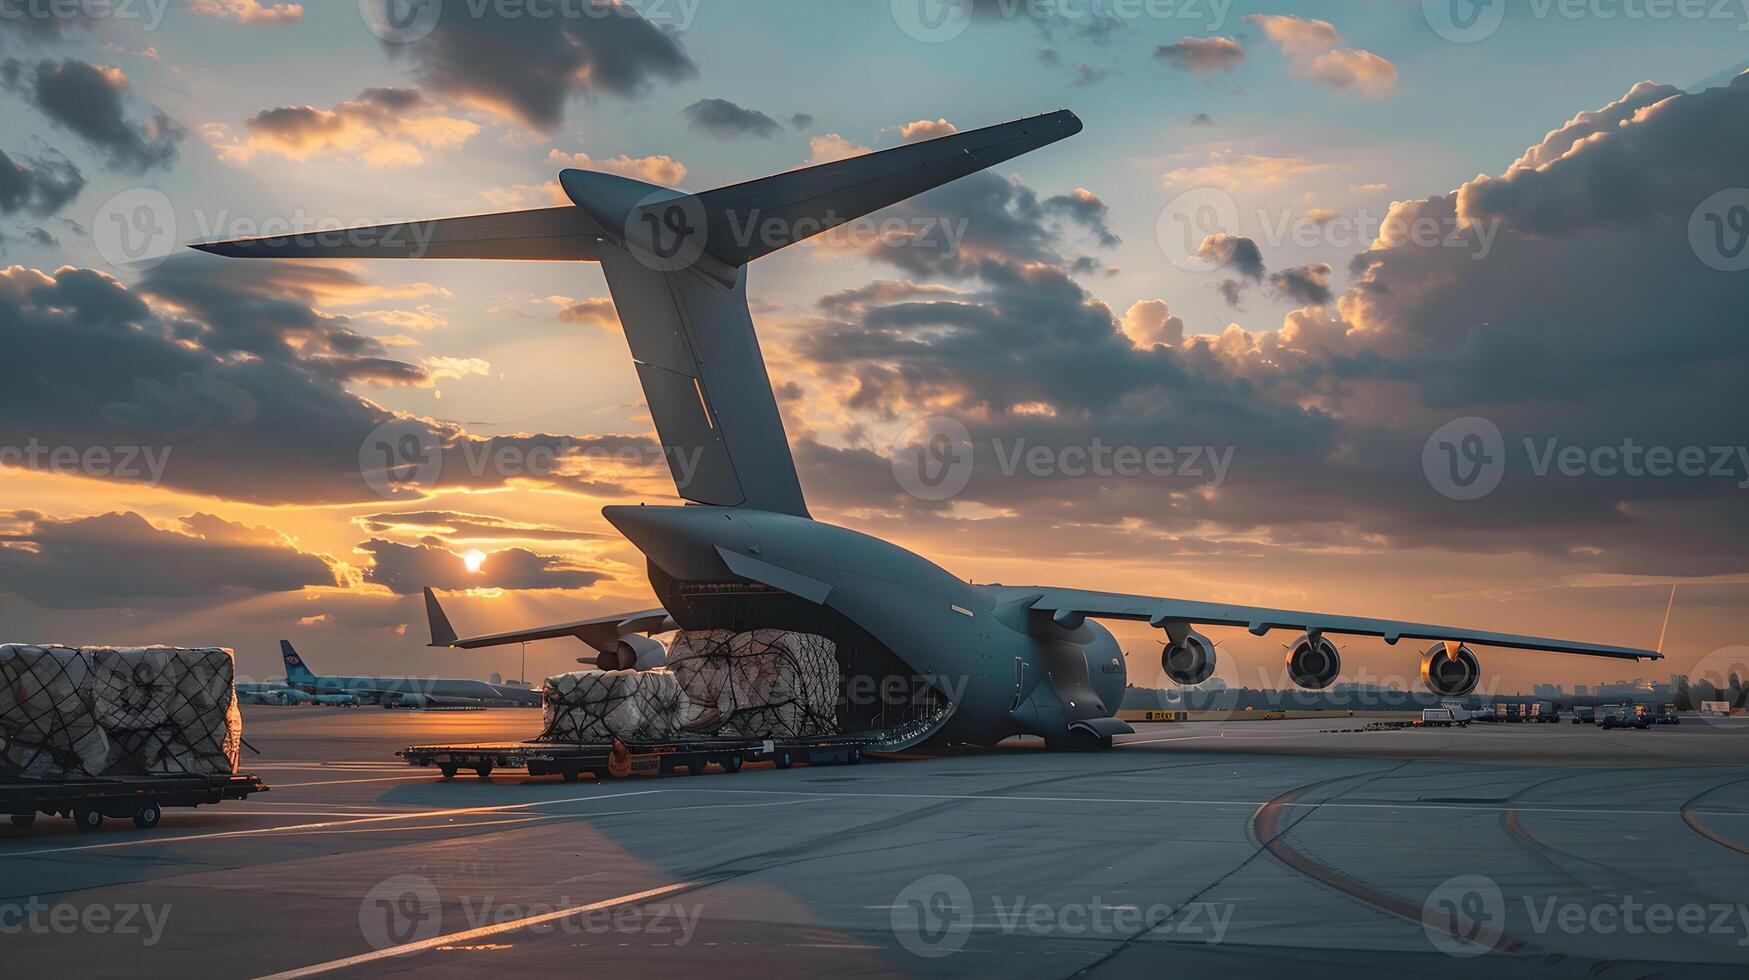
(401, 735, 873, 781)
(1530, 701, 1561, 723)
(1, 773, 267, 832)
(1421, 708, 1469, 727)
(1572, 706, 1597, 724)
(1600, 705, 1651, 730)
(1654, 703, 1681, 725)
(1495, 703, 1525, 723)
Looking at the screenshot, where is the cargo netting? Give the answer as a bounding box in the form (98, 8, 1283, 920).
(539, 629, 842, 743)
(0, 644, 243, 780)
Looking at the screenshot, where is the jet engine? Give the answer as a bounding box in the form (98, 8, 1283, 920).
(395, 693, 431, 710)
(595, 633, 668, 671)
(1285, 634, 1341, 690)
(1161, 630, 1217, 686)
(1421, 642, 1481, 697)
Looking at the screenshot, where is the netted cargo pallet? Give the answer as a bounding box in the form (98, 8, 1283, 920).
(0, 644, 242, 780)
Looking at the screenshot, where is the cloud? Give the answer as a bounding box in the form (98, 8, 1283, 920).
(1244, 14, 1343, 56)
(1292, 49, 1398, 99)
(0, 259, 661, 504)
(1190, 112, 1214, 126)
(682, 98, 784, 141)
(357, 539, 603, 594)
(790, 113, 815, 130)
(1270, 262, 1333, 306)
(1243, 14, 1397, 98)
(0, 511, 336, 609)
(1161, 149, 1324, 190)
(898, 118, 958, 142)
(1070, 63, 1107, 87)
(187, 0, 302, 23)
(356, 511, 606, 543)
(1155, 37, 1244, 73)
(552, 295, 618, 328)
(808, 134, 871, 164)
(0, 147, 83, 216)
(1119, 299, 1184, 347)
(1043, 187, 1120, 248)
(384, 3, 695, 132)
(546, 149, 686, 186)
(1197, 232, 1264, 280)
(212, 87, 478, 167)
(1, 58, 182, 172)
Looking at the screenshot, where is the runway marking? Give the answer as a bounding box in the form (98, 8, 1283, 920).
(268, 774, 433, 789)
(1683, 810, 1749, 857)
(1117, 731, 1326, 746)
(255, 880, 703, 979)
(0, 790, 662, 858)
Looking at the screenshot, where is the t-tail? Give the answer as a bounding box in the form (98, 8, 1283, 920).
(280, 640, 316, 685)
(193, 110, 1084, 515)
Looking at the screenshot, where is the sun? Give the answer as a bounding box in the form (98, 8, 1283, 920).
(462, 549, 487, 574)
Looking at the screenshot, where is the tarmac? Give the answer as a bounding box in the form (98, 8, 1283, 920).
(3, 708, 1747, 979)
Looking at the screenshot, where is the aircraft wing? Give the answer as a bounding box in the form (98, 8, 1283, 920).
(189, 207, 607, 260)
(1015, 587, 1660, 661)
(423, 587, 671, 653)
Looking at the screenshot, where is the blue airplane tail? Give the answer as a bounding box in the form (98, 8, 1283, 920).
(280, 640, 316, 684)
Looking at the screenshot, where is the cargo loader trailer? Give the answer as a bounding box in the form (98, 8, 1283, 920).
(1, 773, 268, 832)
(399, 735, 872, 782)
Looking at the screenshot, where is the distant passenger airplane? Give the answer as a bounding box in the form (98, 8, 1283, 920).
(201, 110, 1660, 751)
(277, 641, 541, 708)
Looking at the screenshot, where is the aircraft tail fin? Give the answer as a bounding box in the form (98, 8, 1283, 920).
(279, 640, 316, 683)
(424, 587, 459, 648)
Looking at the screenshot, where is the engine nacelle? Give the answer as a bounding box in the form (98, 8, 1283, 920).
(1286, 634, 1341, 690)
(1421, 642, 1482, 698)
(396, 693, 430, 709)
(595, 634, 668, 671)
(1161, 631, 1217, 686)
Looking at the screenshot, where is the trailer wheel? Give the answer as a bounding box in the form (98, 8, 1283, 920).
(561, 770, 580, 783)
(846, 746, 863, 765)
(773, 748, 794, 770)
(719, 754, 743, 774)
(9, 814, 35, 828)
(686, 757, 707, 776)
(132, 802, 162, 830)
(73, 805, 103, 832)
(475, 765, 494, 781)
(439, 765, 458, 780)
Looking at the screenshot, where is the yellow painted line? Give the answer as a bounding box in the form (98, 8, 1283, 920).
(255, 879, 703, 979)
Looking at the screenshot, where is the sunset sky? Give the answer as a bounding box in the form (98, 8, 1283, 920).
(0, 0, 1744, 692)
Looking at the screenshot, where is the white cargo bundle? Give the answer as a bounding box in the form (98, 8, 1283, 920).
(0, 644, 243, 780)
(542, 668, 689, 742)
(539, 629, 843, 743)
(668, 629, 842, 740)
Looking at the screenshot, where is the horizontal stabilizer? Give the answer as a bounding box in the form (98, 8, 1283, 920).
(629, 109, 1082, 270)
(190, 207, 606, 261)
(424, 587, 672, 654)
